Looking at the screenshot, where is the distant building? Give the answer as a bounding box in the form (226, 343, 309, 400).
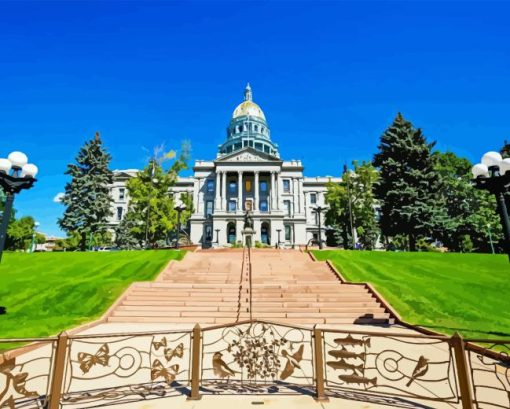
(109, 84, 340, 246)
(35, 235, 64, 252)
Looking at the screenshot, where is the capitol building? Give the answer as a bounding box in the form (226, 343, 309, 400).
(109, 84, 340, 247)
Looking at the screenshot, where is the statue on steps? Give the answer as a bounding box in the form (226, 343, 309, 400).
(244, 209, 254, 230)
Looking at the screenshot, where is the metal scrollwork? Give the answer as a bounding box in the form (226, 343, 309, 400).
(62, 331, 191, 407)
(201, 322, 313, 394)
(323, 332, 458, 402)
(467, 342, 510, 409)
(0, 341, 55, 409)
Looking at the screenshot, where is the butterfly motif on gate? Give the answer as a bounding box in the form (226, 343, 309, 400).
(77, 343, 111, 374)
(151, 359, 179, 384)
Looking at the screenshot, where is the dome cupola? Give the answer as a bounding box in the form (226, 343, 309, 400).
(218, 83, 279, 158)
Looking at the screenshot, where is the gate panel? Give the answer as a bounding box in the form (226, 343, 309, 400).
(322, 330, 459, 403)
(0, 339, 56, 409)
(200, 321, 314, 394)
(466, 341, 510, 409)
(61, 330, 192, 407)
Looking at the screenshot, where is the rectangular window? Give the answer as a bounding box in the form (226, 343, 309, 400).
(259, 199, 268, 212)
(207, 180, 214, 193)
(283, 180, 290, 193)
(245, 180, 252, 193)
(228, 200, 237, 212)
(310, 193, 317, 204)
(119, 188, 125, 200)
(260, 181, 267, 193)
(285, 225, 291, 241)
(229, 181, 237, 194)
(117, 207, 123, 221)
(206, 201, 213, 217)
(284, 200, 291, 216)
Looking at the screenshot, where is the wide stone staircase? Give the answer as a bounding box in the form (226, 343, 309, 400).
(107, 249, 394, 326)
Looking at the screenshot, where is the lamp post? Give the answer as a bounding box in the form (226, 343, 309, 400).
(0, 151, 38, 263)
(29, 221, 40, 253)
(215, 228, 220, 244)
(276, 229, 281, 249)
(343, 164, 356, 249)
(174, 203, 186, 249)
(472, 151, 510, 261)
(487, 224, 495, 255)
(312, 205, 328, 250)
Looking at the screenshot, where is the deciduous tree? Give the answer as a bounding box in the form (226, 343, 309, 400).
(124, 142, 191, 248)
(432, 151, 502, 252)
(325, 161, 380, 249)
(6, 216, 35, 250)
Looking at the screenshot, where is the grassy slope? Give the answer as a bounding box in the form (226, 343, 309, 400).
(0, 250, 184, 340)
(313, 250, 509, 339)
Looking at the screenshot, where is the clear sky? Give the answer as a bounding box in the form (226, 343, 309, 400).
(1, 1, 509, 236)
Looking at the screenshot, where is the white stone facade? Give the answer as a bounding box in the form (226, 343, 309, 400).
(108, 85, 340, 247)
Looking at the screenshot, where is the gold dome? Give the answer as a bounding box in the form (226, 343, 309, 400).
(232, 100, 266, 120)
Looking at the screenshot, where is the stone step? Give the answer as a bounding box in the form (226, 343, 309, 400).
(117, 305, 385, 315)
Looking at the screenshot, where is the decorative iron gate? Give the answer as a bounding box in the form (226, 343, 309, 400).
(1, 321, 509, 408)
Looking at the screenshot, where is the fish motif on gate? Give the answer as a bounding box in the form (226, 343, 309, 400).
(326, 335, 376, 387)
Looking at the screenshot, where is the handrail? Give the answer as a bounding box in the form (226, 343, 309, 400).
(248, 244, 253, 321)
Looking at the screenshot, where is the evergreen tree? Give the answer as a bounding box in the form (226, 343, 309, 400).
(325, 161, 380, 249)
(373, 113, 442, 251)
(500, 140, 510, 159)
(114, 218, 140, 249)
(58, 132, 113, 250)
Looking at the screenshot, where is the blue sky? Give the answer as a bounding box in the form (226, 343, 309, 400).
(1, 1, 509, 236)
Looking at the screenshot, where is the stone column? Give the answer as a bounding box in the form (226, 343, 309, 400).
(215, 171, 221, 210)
(270, 171, 276, 211)
(238, 171, 243, 212)
(254, 171, 259, 211)
(198, 178, 204, 215)
(222, 171, 227, 211)
(193, 178, 200, 214)
(299, 178, 304, 214)
(276, 171, 282, 210)
(293, 178, 298, 217)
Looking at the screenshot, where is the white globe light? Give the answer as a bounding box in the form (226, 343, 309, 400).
(0, 158, 11, 173)
(481, 151, 502, 168)
(21, 163, 38, 178)
(472, 163, 489, 178)
(499, 158, 510, 175)
(8, 151, 28, 169)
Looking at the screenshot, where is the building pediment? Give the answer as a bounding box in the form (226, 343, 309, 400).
(215, 147, 282, 164)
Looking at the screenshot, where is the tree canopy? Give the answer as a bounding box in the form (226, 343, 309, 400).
(373, 113, 442, 251)
(58, 132, 113, 250)
(122, 142, 193, 248)
(325, 161, 380, 249)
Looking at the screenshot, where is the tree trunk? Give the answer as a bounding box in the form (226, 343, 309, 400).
(409, 234, 416, 252)
(80, 232, 87, 252)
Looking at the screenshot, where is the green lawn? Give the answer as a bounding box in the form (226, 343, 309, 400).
(313, 250, 509, 339)
(0, 250, 184, 343)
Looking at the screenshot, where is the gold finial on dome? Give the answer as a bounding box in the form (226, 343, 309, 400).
(233, 83, 266, 120)
(244, 82, 252, 101)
